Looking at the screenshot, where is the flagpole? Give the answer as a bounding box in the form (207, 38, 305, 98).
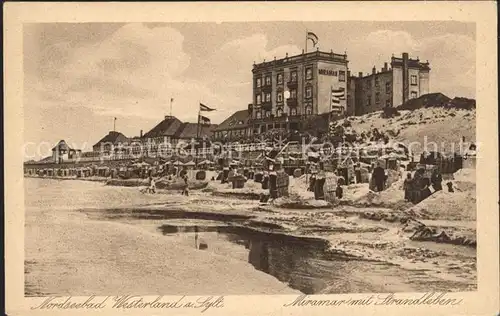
(305, 29, 308, 53)
(170, 98, 173, 117)
(196, 103, 201, 168)
(113, 117, 116, 132)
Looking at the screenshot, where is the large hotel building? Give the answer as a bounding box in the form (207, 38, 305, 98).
(351, 52, 430, 115)
(250, 49, 349, 135)
(215, 51, 431, 141)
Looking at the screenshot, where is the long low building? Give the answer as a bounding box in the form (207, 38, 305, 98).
(212, 108, 251, 142)
(91, 115, 217, 158)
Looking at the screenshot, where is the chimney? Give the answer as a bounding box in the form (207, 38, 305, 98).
(358, 72, 363, 78)
(384, 62, 388, 71)
(140, 130, 143, 138)
(372, 66, 376, 75)
(248, 103, 253, 115)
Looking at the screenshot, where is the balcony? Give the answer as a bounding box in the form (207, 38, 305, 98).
(287, 80, 298, 89)
(262, 83, 273, 92)
(261, 101, 272, 110)
(286, 98, 298, 107)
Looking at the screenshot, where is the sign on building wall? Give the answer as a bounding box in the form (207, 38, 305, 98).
(319, 69, 338, 76)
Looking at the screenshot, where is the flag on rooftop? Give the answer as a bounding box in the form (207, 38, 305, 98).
(307, 31, 319, 47)
(199, 115, 211, 125)
(200, 103, 216, 112)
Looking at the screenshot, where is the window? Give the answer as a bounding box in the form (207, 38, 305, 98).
(385, 82, 391, 94)
(277, 108, 283, 117)
(305, 86, 312, 98)
(290, 108, 297, 116)
(367, 96, 371, 106)
(375, 92, 380, 103)
(411, 75, 418, 85)
(411, 91, 418, 99)
(291, 71, 297, 82)
(339, 71, 346, 82)
(277, 73, 283, 84)
(256, 111, 261, 119)
(386, 99, 391, 107)
(265, 92, 271, 102)
(277, 92, 283, 102)
(305, 106, 312, 115)
(265, 75, 272, 86)
(290, 89, 297, 99)
(375, 77, 379, 87)
(305, 68, 313, 80)
(265, 111, 271, 118)
(256, 78, 261, 88)
(256, 94, 261, 105)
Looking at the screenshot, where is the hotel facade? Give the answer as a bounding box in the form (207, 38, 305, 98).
(237, 50, 431, 138)
(351, 53, 431, 115)
(249, 50, 349, 135)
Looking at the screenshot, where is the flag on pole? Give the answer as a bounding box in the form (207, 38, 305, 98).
(171, 98, 174, 102)
(199, 115, 211, 125)
(332, 87, 345, 100)
(200, 103, 216, 112)
(307, 32, 319, 47)
(331, 88, 345, 112)
(332, 88, 345, 108)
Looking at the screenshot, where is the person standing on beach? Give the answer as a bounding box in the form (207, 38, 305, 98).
(149, 176, 156, 194)
(372, 163, 386, 192)
(354, 162, 362, 184)
(181, 174, 189, 196)
(335, 183, 343, 200)
(403, 173, 412, 201)
(430, 169, 443, 192)
(194, 225, 199, 249)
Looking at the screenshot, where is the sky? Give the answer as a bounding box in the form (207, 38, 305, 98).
(23, 21, 475, 156)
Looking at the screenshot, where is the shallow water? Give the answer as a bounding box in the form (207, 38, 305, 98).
(24, 178, 476, 295)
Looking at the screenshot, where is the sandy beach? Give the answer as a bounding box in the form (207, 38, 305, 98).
(24, 178, 299, 296)
(25, 177, 476, 296)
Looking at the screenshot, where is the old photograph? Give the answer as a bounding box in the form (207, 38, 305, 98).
(20, 20, 481, 297)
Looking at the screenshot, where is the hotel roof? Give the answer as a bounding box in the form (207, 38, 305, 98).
(143, 116, 183, 139)
(252, 50, 348, 71)
(174, 122, 217, 139)
(93, 131, 130, 148)
(391, 57, 431, 71)
(214, 109, 250, 132)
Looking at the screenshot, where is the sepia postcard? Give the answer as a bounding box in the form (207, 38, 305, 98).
(4, 2, 499, 316)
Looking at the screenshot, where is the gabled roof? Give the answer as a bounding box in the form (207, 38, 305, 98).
(93, 131, 130, 147)
(174, 122, 218, 139)
(143, 116, 183, 139)
(214, 110, 250, 132)
(52, 140, 75, 152)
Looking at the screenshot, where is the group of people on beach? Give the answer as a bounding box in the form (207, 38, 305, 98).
(143, 166, 190, 196)
(403, 168, 445, 203)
